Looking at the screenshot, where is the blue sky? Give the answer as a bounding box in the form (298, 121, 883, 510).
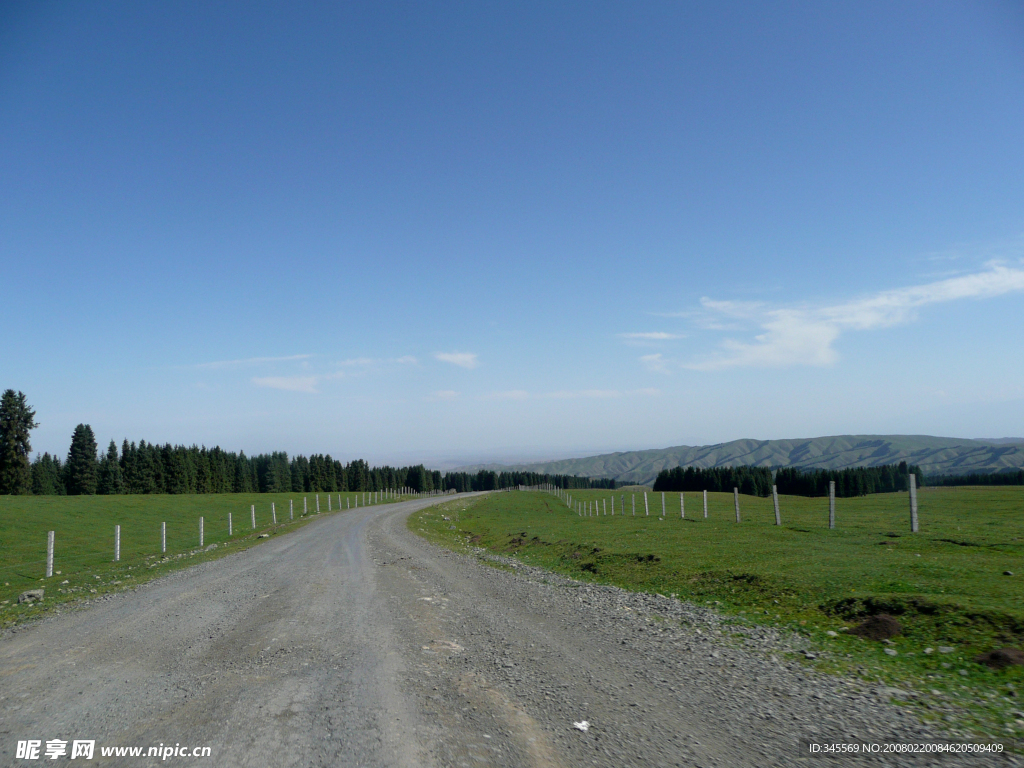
(3, 1, 1023, 466)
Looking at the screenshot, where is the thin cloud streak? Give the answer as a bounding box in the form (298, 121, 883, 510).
(617, 332, 685, 340)
(482, 390, 529, 400)
(252, 376, 319, 393)
(540, 388, 660, 399)
(335, 355, 418, 368)
(428, 390, 460, 401)
(687, 262, 1024, 371)
(195, 354, 312, 369)
(435, 352, 479, 369)
(640, 353, 669, 373)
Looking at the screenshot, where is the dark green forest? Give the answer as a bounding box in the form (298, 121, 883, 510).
(0, 392, 610, 497)
(653, 461, 926, 498)
(926, 469, 1024, 487)
(25, 432, 613, 496)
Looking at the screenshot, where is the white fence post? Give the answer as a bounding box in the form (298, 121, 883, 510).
(272, 502, 277, 524)
(289, 499, 293, 520)
(251, 505, 256, 529)
(329, 495, 332, 512)
(199, 516, 204, 547)
(680, 493, 684, 519)
(644, 492, 649, 516)
(772, 485, 781, 525)
(603, 498, 607, 515)
(229, 513, 233, 536)
(162, 521, 166, 553)
(632, 494, 636, 516)
(347, 497, 350, 509)
(828, 480, 836, 530)
(734, 487, 740, 523)
(304, 496, 308, 515)
(661, 492, 665, 517)
(909, 473, 919, 532)
(46, 531, 54, 577)
(114, 524, 120, 562)
(316, 494, 320, 513)
(703, 490, 708, 518)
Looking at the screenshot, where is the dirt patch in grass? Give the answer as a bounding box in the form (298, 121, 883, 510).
(849, 614, 903, 641)
(975, 648, 1024, 670)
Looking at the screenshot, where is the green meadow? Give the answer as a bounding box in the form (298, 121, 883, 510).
(413, 487, 1024, 741)
(0, 491, 397, 624)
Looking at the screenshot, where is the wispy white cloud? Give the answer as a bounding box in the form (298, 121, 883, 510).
(617, 332, 685, 340)
(540, 388, 660, 399)
(252, 376, 319, 393)
(630, 387, 661, 396)
(428, 390, 460, 401)
(640, 353, 669, 373)
(334, 356, 418, 371)
(482, 390, 529, 400)
(195, 354, 311, 370)
(687, 262, 1024, 371)
(435, 352, 479, 369)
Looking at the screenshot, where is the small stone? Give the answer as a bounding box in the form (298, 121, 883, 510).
(959, 669, 969, 676)
(18, 589, 44, 604)
(924, 647, 934, 654)
(884, 648, 898, 656)
(880, 686, 908, 698)
(826, 631, 838, 637)
(1004, 571, 1014, 576)
(938, 646, 955, 654)
(258, 533, 270, 539)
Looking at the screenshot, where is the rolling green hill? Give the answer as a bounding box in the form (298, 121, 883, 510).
(454, 435, 1024, 487)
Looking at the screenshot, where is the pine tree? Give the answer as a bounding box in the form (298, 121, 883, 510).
(65, 424, 99, 495)
(97, 440, 123, 495)
(0, 390, 38, 494)
(31, 453, 65, 495)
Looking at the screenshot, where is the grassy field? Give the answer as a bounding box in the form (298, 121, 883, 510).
(412, 487, 1024, 742)
(0, 490, 399, 625)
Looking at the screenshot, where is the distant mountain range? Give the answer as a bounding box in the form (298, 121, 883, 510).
(453, 435, 1024, 487)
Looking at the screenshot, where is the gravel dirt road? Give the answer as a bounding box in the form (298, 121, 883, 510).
(1, 496, 1017, 767)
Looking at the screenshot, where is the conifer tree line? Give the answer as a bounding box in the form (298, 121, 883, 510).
(653, 461, 926, 498)
(926, 469, 1024, 487)
(442, 470, 614, 493)
(652, 465, 776, 496)
(773, 461, 925, 497)
(0, 391, 609, 496)
(27, 432, 446, 496)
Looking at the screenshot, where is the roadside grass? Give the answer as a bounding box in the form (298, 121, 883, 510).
(411, 488, 1024, 744)
(0, 491, 400, 627)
